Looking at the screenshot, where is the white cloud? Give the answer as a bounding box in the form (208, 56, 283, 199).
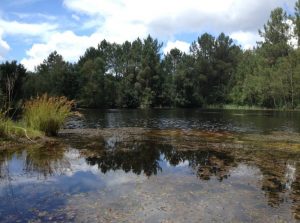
(230, 31, 262, 50)
(71, 14, 80, 21)
(0, 30, 10, 60)
(166, 160, 189, 168)
(21, 31, 103, 71)
(12, 12, 57, 21)
(63, 0, 296, 39)
(163, 40, 190, 55)
(0, 19, 57, 38)
(286, 19, 298, 48)
(15, 0, 297, 69)
(0, 18, 58, 61)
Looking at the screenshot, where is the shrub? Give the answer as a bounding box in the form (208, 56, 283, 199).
(23, 94, 73, 136)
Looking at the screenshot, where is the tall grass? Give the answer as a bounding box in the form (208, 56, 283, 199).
(0, 110, 42, 140)
(23, 94, 73, 136)
(0, 111, 11, 138)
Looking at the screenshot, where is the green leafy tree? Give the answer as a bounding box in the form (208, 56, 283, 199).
(258, 8, 291, 64)
(79, 57, 106, 107)
(138, 36, 163, 108)
(294, 0, 300, 47)
(161, 48, 183, 106)
(0, 61, 26, 110)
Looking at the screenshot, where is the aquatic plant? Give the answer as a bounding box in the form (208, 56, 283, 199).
(23, 94, 73, 136)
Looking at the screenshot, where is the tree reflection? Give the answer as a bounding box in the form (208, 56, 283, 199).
(82, 138, 300, 216)
(290, 162, 300, 219)
(86, 142, 162, 177)
(163, 148, 236, 181)
(1, 135, 300, 219)
(24, 143, 70, 178)
(84, 141, 236, 180)
(0, 143, 70, 179)
(242, 149, 300, 208)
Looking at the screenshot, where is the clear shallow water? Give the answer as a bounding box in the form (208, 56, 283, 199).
(1, 109, 300, 222)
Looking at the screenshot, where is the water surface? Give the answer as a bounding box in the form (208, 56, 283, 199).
(67, 108, 300, 133)
(1, 109, 300, 222)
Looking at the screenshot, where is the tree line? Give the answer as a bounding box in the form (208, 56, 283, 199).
(2, 2, 300, 110)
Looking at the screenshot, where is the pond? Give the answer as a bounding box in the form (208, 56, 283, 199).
(1, 109, 300, 222)
(67, 109, 300, 133)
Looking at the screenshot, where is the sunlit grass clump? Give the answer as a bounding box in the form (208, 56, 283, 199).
(23, 94, 73, 136)
(0, 112, 12, 138)
(0, 112, 41, 139)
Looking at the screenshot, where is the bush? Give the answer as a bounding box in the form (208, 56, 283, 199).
(23, 94, 73, 136)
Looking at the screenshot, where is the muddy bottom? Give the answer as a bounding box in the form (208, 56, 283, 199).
(1, 128, 300, 222)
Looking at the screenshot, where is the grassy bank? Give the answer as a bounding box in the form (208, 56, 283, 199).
(204, 104, 299, 111)
(0, 117, 42, 140)
(0, 94, 73, 142)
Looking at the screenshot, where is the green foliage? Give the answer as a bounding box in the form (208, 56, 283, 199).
(3, 3, 300, 110)
(295, 0, 300, 47)
(0, 61, 26, 111)
(0, 111, 41, 139)
(228, 4, 300, 109)
(0, 112, 11, 138)
(24, 51, 79, 100)
(23, 95, 73, 136)
(258, 8, 291, 65)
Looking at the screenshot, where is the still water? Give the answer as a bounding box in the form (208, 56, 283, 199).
(67, 109, 300, 133)
(1, 109, 300, 222)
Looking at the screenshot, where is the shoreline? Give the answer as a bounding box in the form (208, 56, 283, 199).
(75, 106, 300, 112)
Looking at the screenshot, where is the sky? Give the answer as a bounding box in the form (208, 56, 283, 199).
(0, 0, 297, 71)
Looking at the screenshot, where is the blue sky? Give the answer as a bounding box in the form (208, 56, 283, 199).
(0, 0, 296, 71)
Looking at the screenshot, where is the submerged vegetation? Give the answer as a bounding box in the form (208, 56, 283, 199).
(2, 126, 300, 221)
(2, 2, 300, 110)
